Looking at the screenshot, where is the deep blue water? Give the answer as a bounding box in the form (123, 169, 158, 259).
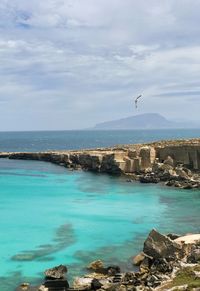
(0, 130, 199, 291)
(0, 129, 200, 152)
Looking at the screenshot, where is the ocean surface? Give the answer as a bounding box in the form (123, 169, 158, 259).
(0, 129, 200, 290)
(0, 129, 200, 152)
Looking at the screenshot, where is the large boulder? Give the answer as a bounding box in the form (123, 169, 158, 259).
(44, 265, 67, 279)
(143, 229, 182, 260)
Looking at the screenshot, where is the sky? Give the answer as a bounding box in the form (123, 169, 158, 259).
(0, 0, 200, 130)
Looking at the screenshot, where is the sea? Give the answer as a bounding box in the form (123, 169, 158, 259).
(0, 129, 200, 291)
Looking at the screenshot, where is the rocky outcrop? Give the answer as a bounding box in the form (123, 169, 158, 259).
(1, 138, 200, 188)
(18, 230, 200, 291)
(143, 229, 182, 260)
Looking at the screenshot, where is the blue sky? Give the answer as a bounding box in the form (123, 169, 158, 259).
(0, 0, 200, 130)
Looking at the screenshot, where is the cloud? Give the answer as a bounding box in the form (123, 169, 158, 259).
(0, 0, 200, 130)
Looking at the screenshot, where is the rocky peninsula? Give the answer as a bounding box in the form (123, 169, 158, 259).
(1, 138, 200, 189)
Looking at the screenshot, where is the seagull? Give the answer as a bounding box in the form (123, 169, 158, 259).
(134, 94, 142, 109)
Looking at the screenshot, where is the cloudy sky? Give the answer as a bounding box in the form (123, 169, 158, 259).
(0, 0, 200, 130)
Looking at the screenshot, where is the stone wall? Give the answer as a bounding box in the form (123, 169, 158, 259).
(156, 145, 200, 170)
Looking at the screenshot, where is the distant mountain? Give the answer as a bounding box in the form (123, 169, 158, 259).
(93, 113, 200, 130)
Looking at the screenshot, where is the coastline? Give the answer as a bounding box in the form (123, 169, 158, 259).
(1, 138, 200, 190)
(17, 229, 200, 291)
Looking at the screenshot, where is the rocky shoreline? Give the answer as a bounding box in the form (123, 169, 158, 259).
(17, 229, 200, 291)
(1, 138, 200, 189)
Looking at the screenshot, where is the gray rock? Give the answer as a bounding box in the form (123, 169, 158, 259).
(143, 229, 182, 260)
(44, 264, 67, 279)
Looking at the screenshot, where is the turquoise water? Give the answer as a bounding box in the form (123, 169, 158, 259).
(0, 159, 200, 290)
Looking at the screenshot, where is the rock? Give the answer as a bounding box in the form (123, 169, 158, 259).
(182, 183, 193, 189)
(88, 260, 105, 273)
(38, 286, 48, 291)
(91, 278, 103, 290)
(164, 156, 174, 167)
(122, 272, 137, 285)
(174, 181, 182, 188)
(187, 248, 200, 263)
(139, 174, 159, 184)
(106, 265, 121, 276)
(44, 279, 69, 289)
(167, 233, 181, 240)
(133, 252, 146, 266)
(139, 255, 153, 273)
(19, 283, 30, 289)
(44, 264, 67, 279)
(150, 258, 173, 274)
(118, 285, 127, 291)
(175, 168, 189, 181)
(143, 229, 182, 260)
(73, 277, 92, 290)
(165, 180, 175, 187)
(16, 285, 40, 291)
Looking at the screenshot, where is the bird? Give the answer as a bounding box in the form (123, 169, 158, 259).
(134, 94, 142, 109)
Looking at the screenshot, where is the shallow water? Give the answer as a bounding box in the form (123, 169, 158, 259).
(0, 159, 200, 290)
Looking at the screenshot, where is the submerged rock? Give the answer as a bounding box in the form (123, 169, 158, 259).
(106, 265, 121, 276)
(87, 260, 105, 273)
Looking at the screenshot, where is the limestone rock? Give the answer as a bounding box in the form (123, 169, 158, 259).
(73, 277, 92, 290)
(133, 252, 146, 266)
(163, 156, 174, 167)
(44, 264, 67, 279)
(143, 229, 182, 260)
(88, 260, 104, 272)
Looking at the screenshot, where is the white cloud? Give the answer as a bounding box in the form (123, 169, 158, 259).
(0, 0, 200, 130)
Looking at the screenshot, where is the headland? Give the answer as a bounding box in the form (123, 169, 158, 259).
(1, 138, 200, 189)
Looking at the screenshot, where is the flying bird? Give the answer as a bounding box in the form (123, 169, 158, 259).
(134, 94, 142, 109)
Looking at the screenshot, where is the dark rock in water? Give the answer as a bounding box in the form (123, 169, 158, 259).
(106, 265, 121, 276)
(87, 260, 105, 273)
(44, 264, 67, 279)
(91, 278, 102, 290)
(143, 229, 182, 260)
(165, 180, 175, 187)
(44, 279, 69, 288)
(140, 174, 159, 184)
